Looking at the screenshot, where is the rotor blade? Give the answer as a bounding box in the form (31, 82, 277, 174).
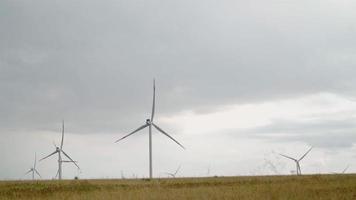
(151, 79, 156, 122)
(24, 169, 32, 175)
(61, 160, 77, 163)
(298, 163, 302, 175)
(174, 165, 181, 175)
(55, 168, 59, 178)
(34, 153, 37, 169)
(115, 124, 148, 143)
(34, 169, 42, 178)
(298, 147, 313, 161)
(165, 172, 174, 177)
(342, 165, 350, 174)
(40, 150, 58, 161)
(61, 150, 80, 169)
(152, 123, 185, 149)
(60, 120, 65, 149)
(279, 153, 297, 161)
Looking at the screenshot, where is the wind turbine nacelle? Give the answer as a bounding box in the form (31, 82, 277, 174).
(146, 119, 151, 125)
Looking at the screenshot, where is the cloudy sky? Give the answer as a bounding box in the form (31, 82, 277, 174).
(1, 0, 356, 179)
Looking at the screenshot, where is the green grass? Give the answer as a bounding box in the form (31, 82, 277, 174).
(0, 174, 355, 199)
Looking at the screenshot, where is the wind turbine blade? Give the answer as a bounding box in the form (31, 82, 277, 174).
(115, 124, 148, 143)
(34, 169, 42, 178)
(60, 120, 65, 149)
(298, 163, 302, 175)
(279, 153, 297, 161)
(61, 150, 80, 169)
(151, 79, 156, 122)
(152, 123, 185, 149)
(165, 173, 174, 177)
(298, 147, 313, 161)
(55, 169, 59, 178)
(342, 165, 350, 174)
(34, 153, 37, 169)
(24, 169, 32, 175)
(174, 165, 181, 176)
(40, 151, 58, 161)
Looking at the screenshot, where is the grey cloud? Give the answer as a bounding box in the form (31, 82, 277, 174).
(1, 0, 356, 133)
(244, 117, 356, 148)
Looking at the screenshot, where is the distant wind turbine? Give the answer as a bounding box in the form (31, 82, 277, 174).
(333, 165, 350, 174)
(24, 153, 41, 180)
(165, 165, 181, 178)
(342, 165, 350, 174)
(121, 171, 125, 179)
(40, 121, 80, 180)
(279, 147, 313, 175)
(115, 79, 185, 179)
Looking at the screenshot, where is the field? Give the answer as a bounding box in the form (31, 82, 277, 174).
(0, 175, 355, 200)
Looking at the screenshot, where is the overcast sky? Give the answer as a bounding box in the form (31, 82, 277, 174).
(1, 0, 356, 180)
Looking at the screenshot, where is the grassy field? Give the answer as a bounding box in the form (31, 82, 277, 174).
(0, 175, 355, 200)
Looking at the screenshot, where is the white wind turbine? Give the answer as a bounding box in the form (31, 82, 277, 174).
(165, 165, 181, 178)
(40, 121, 80, 180)
(24, 153, 41, 180)
(115, 79, 185, 179)
(279, 147, 313, 175)
(333, 165, 350, 174)
(342, 165, 350, 174)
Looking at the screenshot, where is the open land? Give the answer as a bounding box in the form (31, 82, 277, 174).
(0, 174, 355, 200)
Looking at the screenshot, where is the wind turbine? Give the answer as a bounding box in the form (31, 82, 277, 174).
(24, 153, 41, 180)
(342, 165, 350, 174)
(279, 147, 313, 175)
(333, 165, 350, 174)
(40, 121, 80, 180)
(121, 171, 126, 179)
(115, 79, 185, 179)
(165, 165, 181, 178)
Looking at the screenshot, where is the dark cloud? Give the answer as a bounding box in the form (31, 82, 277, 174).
(1, 0, 356, 134)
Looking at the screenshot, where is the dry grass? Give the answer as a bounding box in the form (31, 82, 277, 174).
(0, 174, 355, 199)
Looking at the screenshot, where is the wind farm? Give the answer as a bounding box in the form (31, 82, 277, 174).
(2, 0, 356, 198)
(0, 80, 355, 200)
